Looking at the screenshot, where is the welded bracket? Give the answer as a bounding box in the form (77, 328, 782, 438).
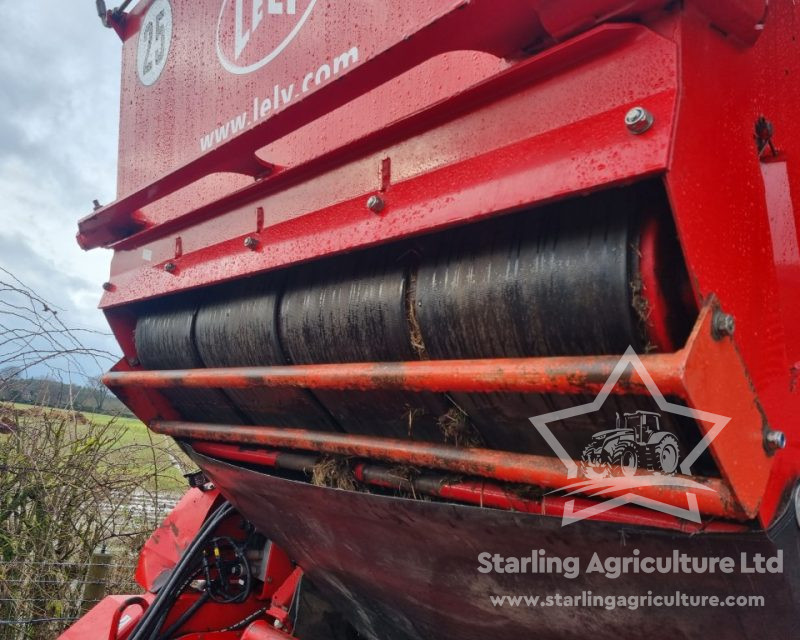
(679, 302, 773, 519)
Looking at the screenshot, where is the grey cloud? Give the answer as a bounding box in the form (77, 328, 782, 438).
(0, 3, 124, 380)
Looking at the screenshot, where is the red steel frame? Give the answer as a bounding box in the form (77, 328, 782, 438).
(81, 0, 798, 536)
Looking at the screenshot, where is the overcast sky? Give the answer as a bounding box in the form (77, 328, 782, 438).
(0, 2, 123, 380)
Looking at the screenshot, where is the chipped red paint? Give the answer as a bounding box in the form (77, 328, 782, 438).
(104, 353, 685, 395)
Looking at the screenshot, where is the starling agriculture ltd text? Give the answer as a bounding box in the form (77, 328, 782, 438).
(477, 549, 784, 580)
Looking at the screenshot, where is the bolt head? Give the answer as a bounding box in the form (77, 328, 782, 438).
(273, 619, 283, 630)
(244, 235, 259, 249)
(164, 261, 177, 273)
(625, 106, 654, 134)
(366, 194, 385, 214)
(765, 430, 786, 452)
(712, 311, 735, 339)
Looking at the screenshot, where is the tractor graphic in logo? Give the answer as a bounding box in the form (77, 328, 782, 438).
(580, 410, 681, 479)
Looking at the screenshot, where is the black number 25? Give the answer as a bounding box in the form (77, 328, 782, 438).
(142, 9, 167, 76)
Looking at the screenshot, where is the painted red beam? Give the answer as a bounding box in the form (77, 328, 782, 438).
(105, 353, 686, 396)
(192, 442, 747, 534)
(157, 422, 743, 520)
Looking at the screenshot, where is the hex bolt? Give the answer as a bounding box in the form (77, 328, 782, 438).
(244, 235, 259, 250)
(764, 429, 786, 452)
(625, 106, 654, 135)
(163, 261, 177, 273)
(102, 281, 114, 291)
(366, 194, 385, 214)
(273, 619, 284, 630)
(712, 310, 735, 340)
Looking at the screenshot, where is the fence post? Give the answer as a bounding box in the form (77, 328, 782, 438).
(81, 549, 112, 613)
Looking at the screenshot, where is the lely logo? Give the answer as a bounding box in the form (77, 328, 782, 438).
(216, 0, 317, 75)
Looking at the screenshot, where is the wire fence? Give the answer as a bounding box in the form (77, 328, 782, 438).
(0, 557, 139, 639)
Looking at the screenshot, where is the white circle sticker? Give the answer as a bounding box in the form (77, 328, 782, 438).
(137, 0, 173, 86)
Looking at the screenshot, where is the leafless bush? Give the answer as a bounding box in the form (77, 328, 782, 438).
(0, 268, 192, 638)
(0, 267, 117, 391)
(0, 404, 186, 639)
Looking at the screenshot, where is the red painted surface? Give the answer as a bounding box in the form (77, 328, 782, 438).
(134, 487, 220, 591)
(58, 593, 154, 640)
(663, 0, 800, 525)
(93, 23, 678, 304)
(241, 620, 296, 640)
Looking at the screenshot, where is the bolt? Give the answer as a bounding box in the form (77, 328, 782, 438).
(102, 281, 114, 291)
(712, 310, 735, 339)
(244, 235, 259, 250)
(366, 194, 385, 214)
(164, 261, 177, 273)
(764, 429, 786, 452)
(625, 106, 654, 135)
(273, 619, 284, 630)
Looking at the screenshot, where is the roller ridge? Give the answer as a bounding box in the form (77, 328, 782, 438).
(194, 277, 337, 430)
(134, 299, 245, 424)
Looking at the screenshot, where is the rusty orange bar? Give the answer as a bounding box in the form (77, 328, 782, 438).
(192, 441, 747, 533)
(153, 421, 744, 520)
(105, 353, 686, 396)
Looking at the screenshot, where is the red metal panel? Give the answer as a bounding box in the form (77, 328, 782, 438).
(58, 594, 154, 640)
(134, 487, 220, 591)
(664, 0, 800, 525)
(97, 24, 677, 305)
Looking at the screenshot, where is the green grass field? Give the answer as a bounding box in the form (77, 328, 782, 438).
(4, 402, 192, 492)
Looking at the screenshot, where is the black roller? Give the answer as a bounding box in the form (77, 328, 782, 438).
(194, 276, 336, 430)
(134, 299, 244, 424)
(279, 249, 453, 442)
(414, 191, 689, 457)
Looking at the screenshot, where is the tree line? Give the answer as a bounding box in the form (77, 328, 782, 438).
(0, 372, 133, 417)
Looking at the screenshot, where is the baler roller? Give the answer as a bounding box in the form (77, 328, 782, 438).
(133, 188, 697, 460)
